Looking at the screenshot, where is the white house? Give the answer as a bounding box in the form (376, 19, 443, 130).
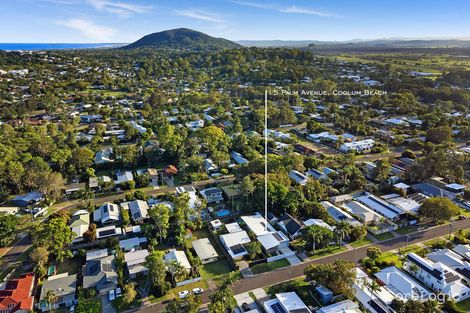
(93, 203, 120, 224)
(129, 200, 149, 223)
(354, 268, 395, 313)
(343, 201, 384, 224)
(355, 193, 403, 221)
(124, 249, 149, 278)
(191, 238, 219, 264)
(454, 245, 470, 261)
(317, 300, 361, 313)
(96, 225, 122, 239)
(375, 266, 431, 300)
(200, 187, 224, 204)
(263, 292, 311, 313)
(94, 148, 114, 164)
(288, 170, 309, 186)
(241, 213, 289, 253)
(204, 158, 219, 173)
(176, 186, 201, 210)
(404, 253, 470, 301)
(427, 249, 470, 284)
(114, 171, 134, 185)
(164, 249, 191, 272)
(303, 219, 334, 232)
(321, 201, 362, 227)
(220, 231, 251, 260)
(340, 139, 374, 153)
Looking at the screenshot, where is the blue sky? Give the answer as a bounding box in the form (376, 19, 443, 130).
(2, 0, 470, 42)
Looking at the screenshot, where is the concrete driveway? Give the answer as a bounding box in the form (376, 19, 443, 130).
(101, 295, 116, 313)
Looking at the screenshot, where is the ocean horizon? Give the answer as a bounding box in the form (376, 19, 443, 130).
(0, 43, 126, 51)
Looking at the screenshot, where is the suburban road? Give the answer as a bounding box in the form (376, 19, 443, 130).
(136, 219, 470, 313)
(0, 177, 235, 273)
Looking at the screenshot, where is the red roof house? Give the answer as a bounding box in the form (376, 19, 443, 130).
(0, 273, 35, 313)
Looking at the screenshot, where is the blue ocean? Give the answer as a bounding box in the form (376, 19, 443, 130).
(0, 43, 125, 51)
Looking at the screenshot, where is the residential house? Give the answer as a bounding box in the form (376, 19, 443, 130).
(125, 250, 149, 278)
(339, 139, 375, 153)
(288, 170, 309, 186)
(321, 201, 361, 227)
(354, 268, 395, 313)
(277, 214, 303, 239)
(164, 250, 191, 273)
(119, 237, 147, 252)
(454, 245, 470, 261)
(380, 194, 420, 214)
(0, 273, 35, 313)
(317, 300, 361, 313)
(93, 203, 120, 224)
(12, 191, 43, 207)
(82, 255, 118, 294)
(39, 274, 77, 311)
(200, 187, 224, 204)
(96, 225, 122, 239)
(191, 238, 219, 264)
(176, 186, 201, 210)
(70, 210, 90, 243)
(114, 171, 134, 185)
(63, 182, 86, 195)
(404, 253, 470, 301)
(220, 231, 251, 260)
(374, 266, 430, 300)
(263, 292, 312, 313)
(427, 250, 470, 284)
(94, 148, 113, 164)
(204, 158, 219, 173)
(241, 213, 289, 253)
(305, 167, 336, 181)
(355, 193, 404, 221)
(129, 200, 149, 223)
(231, 151, 248, 165)
(303, 219, 334, 232)
(85, 249, 109, 262)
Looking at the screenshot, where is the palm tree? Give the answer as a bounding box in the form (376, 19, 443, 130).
(167, 260, 186, 284)
(423, 299, 440, 313)
(191, 256, 202, 277)
(362, 278, 381, 312)
(44, 290, 58, 313)
(305, 226, 326, 255)
(334, 221, 351, 247)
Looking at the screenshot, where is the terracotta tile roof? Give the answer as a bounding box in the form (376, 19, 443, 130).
(0, 273, 35, 312)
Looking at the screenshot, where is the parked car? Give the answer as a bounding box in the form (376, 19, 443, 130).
(108, 289, 116, 301)
(192, 287, 204, 295)
(115, 287, 122, 297)
(179, 290, 190, 299)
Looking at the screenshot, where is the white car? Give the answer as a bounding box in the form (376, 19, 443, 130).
(192, 287, 204, 295)
(108, 289, 116, 301)
(115, 288, 122, 298)
(178, 290, 190, 299)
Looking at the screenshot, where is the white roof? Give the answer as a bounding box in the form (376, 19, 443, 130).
(317, 300, 360, 313)
(241, 214, 275, 236)
(93, 202, 120, 223)
(210, 219, 222, 228)
(454, 244, 470, 260)
(446, 183, 465, 190)
(192, 238, 218, 260)
(164, 249, 191, 270)
(343, 201, 383, 223)
(288, 170, 308, 185)
(427, 249, 469, 269)
(225, 222, 243, 233)
(86, 249, 109, 261)
(356, 194, 402, 220)
(124, 249, 149, 266)
(275, 292, 310, 312)
(375, 266, 430, 300)
(393, 182, 410, 189)
(220, 230, 251, 248)
(257, 231, 289, 250)
(303, 219, 334, 231)
(382, 194, 420, 213)
(129, 200, 149, 221)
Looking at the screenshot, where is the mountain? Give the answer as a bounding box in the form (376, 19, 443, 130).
(123, 28, 241, 50)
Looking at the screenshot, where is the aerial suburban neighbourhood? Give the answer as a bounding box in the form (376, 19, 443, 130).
(1, 1, 470, 313)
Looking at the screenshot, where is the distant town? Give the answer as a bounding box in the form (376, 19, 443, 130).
(0, 28, 469, 313)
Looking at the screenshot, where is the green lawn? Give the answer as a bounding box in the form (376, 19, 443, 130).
(395, 225, 419, 235)
(456, 298, 470, 311)
(251, 258, 290, 274)
(374, 232, 395, 241)
(378, 245, 424, 268)
(266, 278, 321, 307)
(309, 246, 348, 259)
(350, 238, 373, 247)
(201, 259, 233, 280)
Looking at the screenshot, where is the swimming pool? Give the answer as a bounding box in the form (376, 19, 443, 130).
(215, 209, 231, 217)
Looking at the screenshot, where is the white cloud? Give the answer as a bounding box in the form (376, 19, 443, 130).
(280, 6, 341, 18)
(175, 9, 226, 23)
(231, 1, 341, 18)
(58, 18, 117, 41)
(86, 0, 152, 17)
